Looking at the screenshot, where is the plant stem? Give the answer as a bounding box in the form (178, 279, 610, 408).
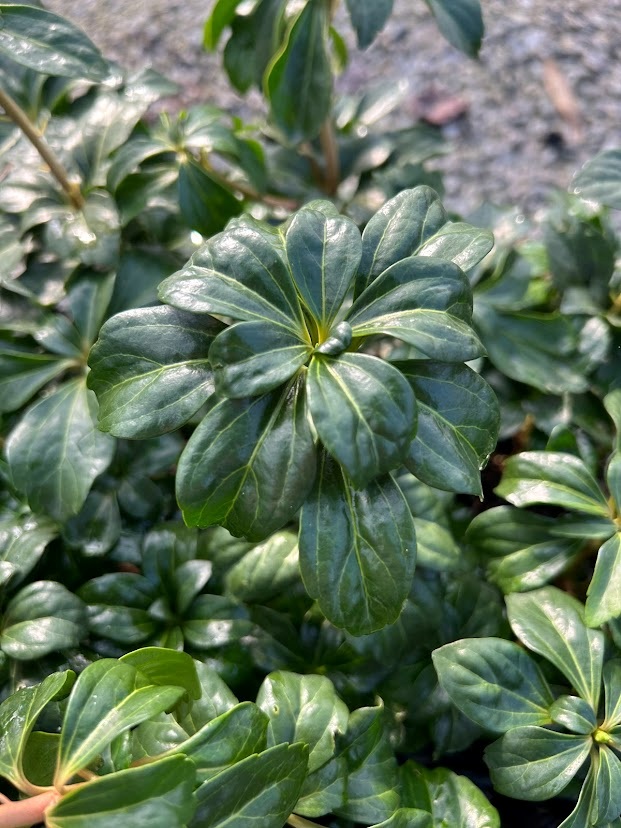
(319, 119, 340, 195)
(0, 86, 84, 210)
(0, 791, 59, 828)
(286, 815, 324, 828)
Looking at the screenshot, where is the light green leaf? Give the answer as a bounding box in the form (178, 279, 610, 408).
(0, 670, 74, 790)
(55, 660, 185, 785)
(549, 695, 596, 735)
(209, 319, 310, 398)
(573, 149, 621, 210)
(496, 451, 610, 517)
(224, 530, 299, 603)
(285, 207, 361, 328)
(159, 216, 303, 329)
(507, 587, 605, 709)
(265, 0, 332, 142)
(607, 452, 621, 510)
(120, 648, 201, 701)
(424, 0, 484, 57)
(398, 361, 498, 495)
(345, 0, 394, 48)
(586, 533, 621, 627)
(177, 379, 316, 540)
(308, 353, 417, 488)
(192, 742, 308, 828)
(299, 453, 416, 634)
(603, 660, 621, 730)
(349, 257, 483, 361)
(88, 306, 222, 438)
(177, 661, 239, 733)
(370, 810, 432, 828)
(5, 379, 115, 522)
(47, 755, 196, 828)
(204, 0, 247, 48)
(417, 221, 494, 271)
(484, 726, 591, 800)
(433, 638, 554, 733)
(0, 4, 110, 80)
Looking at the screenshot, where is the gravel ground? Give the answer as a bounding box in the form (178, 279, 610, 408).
(46, 0, 621, 217)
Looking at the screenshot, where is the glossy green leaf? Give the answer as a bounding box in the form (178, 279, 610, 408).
(120, 648, 201, 700)
(285, 207, 361, 328)
(603, 660, 621, 730)
(401, 761, 500, 827)
(424, 0, 484, 57)
(265, 0, 332, 142)
(182, 593, 252, 650)
(203, 0, 246, 48)
(507, 587, 605, 709)
(88, 306, 221, 438)
(573, 149, 621, 210)
(0, 348, 73, 413)
(594, 744, 621, 824)
(63, 491, 121, 557)
(397, 361, 498, 495)
(334, 705, 400, 823)
(299, 453, 416, 634)
(0, 511, 57, 587)
(177, 379, 316, 540)
(557, 762, 598, 828)
(5, 379, 115, 521)
(349, 257, 483, 361)
(55, 659, 185, 785)
(345, 0, 394, 48)
(549, 695, 596, 735)
(586, 533, 621, 627)
(22, 732, 59, 787)
(177, 158, 242, 236)
(358, 187, 449, 294)
(417, 221, 494, 271)
(484, 726, 590, 800)
(192, 742, 308, 828)
(209, 319, 310, 398)
(308, 353, 417, 488)
(370, 810, 432, 828)
(0, 670, 74, 790)
(433, 638, 553, 732)
(159, 216, 303, 329)
(496, 451, 610, 517)
(224, 530, 299, 603)
(47, 755, 196, 828)
(0, 4, 110, 80)
(79, 573, 156, 646)
(1, 581, 85, 660)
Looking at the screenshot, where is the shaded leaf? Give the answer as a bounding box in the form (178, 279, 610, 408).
(424, 0, 484, 57)
(345, 0, 394, 48)
(586, 532, 621, 627)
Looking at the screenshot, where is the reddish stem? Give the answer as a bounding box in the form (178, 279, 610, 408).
(0, 791, 59, 828)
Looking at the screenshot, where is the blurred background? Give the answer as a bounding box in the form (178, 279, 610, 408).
(46, 0, 621, 216)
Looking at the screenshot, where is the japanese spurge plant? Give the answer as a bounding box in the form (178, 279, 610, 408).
(88, 186, 499, 634)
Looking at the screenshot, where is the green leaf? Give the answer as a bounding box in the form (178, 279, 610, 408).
(594, 745, 621, 824)
(1, 581, 85, 660)
(88, 306, 221, 438)
(401, 761, 500, 827)
(484, 726, 591, 800)
(0, 511, 57, 587)
(192, 743, 308, 828)
(433, 638, 554, 732)
(55, 659, 186, 785)
(120, 648, 201, 701)
(159, 216, 303, 329)
(209, 320, 311, 398)
(177, 379, 316, 540)
(265, 0, 332, 142)
(586, 533, 621, 627)
(358, 186, 449, 294)
(397, 361, 498, 495)
(177, 158, 242, 236)
(22, 732, 59, 787)
(496, 451, 610, 517)
(63, 491, 121, 558)
(603, 660, 621, 729)
(47, 755, 196, 828)
(5, 379, 115, 521)
(0, 347, 73, 413)
(417, 221, 494, 272)
(79, 572, 157, 646)
(334, 705, 400, 824)
(308, 353, 417, 488)
(203, 0, 247, 48)
(558, 762, 598, 828)
(349, 257, 483, 361)
(506, 587, 605, 709)
(424, 0, 484, 57)
(299, 453, 416, 635)
(370, 811, 432, 828)
(345, 0, 394, 48)
(285, 207, 361, 328)
(549, 695, 596, 735)
(224, 530, 299, 603)
(573, 149, 621, 210)
(607, 451, 621, 507)
(0, 670, 74, 790)
(0, 4, 110, 80)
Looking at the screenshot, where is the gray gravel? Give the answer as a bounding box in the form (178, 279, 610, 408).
(45, 0, 621, 217)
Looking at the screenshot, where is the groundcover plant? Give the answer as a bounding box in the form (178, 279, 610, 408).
(1, 1, 621, 827)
